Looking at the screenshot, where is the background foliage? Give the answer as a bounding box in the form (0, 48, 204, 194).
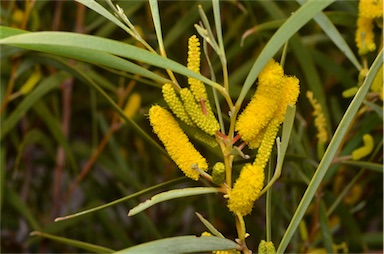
(1, 0, 382, 253)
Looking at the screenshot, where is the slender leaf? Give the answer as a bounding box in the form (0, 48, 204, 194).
(296, 0, 361, 70)
(236, 0, 335, 108)
(115, 235, 239, 254)
(30, 231, 115, 253)
(277, 50, 383, 253)
(128, 187, 219, 216)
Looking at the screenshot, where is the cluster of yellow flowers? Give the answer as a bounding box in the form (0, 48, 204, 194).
(228, 59, 300, 216)
(149, 35, 300, 216)
(355, 0, 383, 55)
(149, 35, 219, 181)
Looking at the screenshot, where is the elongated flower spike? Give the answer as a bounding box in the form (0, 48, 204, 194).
(148, 105, 208, 180)
(355, 0, 383, 55)
(306, 91, 328, 144)
(227, 163, 265, 216)
(229, 59, 300, 216)
(180, 88, 220, 135)
(187, 35, 208, 102)
(351, 134, 374, 160)
(162, 83, 195, 126)
(235, 60, 285, 146)
(236, 59, 300, 149)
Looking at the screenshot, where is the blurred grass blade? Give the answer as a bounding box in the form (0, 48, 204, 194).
(236, 0, 335, 108)
(30, 231, 114, 253)
(1, 71, 69, 140)
(33, 101, 79, 173)
(296, 0, 361, 70)
(5, 186, 41, 231)
(114, 235, 238, 254)
(319, 201, 334, 253)
(128, 187, 219, 216)
(341, 160, 383, 173)
(276, 49, 383, 253)
(55, 177, 186, 222)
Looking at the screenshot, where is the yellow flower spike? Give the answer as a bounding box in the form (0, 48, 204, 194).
(359, 0, 383, 19)
(342, 87, 359, 98)
(306, 91, 328, 144)
(122, 93, 141, 119)
(254, 119, 280, 167)
(227, 163, 265, 216)
(187, 35, 208, 102)
(20, 65, 42, 95)
(274, 75, 300, 124)
(162, 83, 195, 126)
(235, 59, 285, 144)
(148, 105, 208, 180)
(351, 134, 374, 160)
(180, 88, 219, 135)
(194, 131, 218, 148)
(258, 240, 276, 254)
(355, 16, 376, 55)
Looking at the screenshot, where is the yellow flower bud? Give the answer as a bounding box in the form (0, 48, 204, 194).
(212, 162, 225, 185)
(180, 88, 219, 135)
(258, 240, 276, 254)
(351, 134, 374, 160)
(227, 163, 265, 216)
(149, 105, 208, 180)
(122, 93, 141, 119)
(20, 65, 42, 95)
(162, 83, 195, 126)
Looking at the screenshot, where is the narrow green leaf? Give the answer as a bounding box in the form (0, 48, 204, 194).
(30, 231, 115, 253)
(115, 235, 239, 254)
(319, 202, 334, 253)
(296, 0, 361, 70)
(128, 187, 219, 216)
(75, 0, 129, 35)
(195, 212, 224, 238)
(276, 50, 383, 253)
(1, 71, 69, 140)
(5, 186, 41, 231)
(33, 101, 79, 173)
(0, 27, 220, 90)
(236, 0, 335, 108)
(55, 177, 186, 222)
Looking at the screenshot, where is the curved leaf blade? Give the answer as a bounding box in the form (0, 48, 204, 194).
(115, 235, 239, 254)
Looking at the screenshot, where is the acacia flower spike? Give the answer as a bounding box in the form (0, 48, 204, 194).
(235, 59, 285, 145)
(187, 35, 208, 102)
(227, 163, 265, 216)
(352, 134, 374, 160)
(180, 88, 219, 136)
(162, 83, 195, 126)
(148, 105, 208, 180)
(307, 91, 328, 144)
(355, 0, 383, 55)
